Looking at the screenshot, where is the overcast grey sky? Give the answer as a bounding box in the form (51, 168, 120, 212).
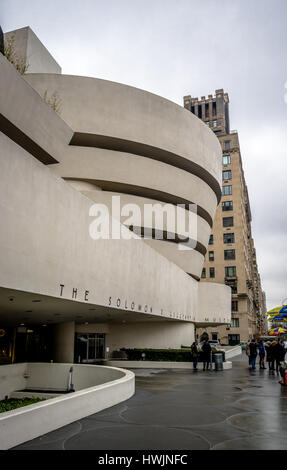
(1, 0, 287, 309)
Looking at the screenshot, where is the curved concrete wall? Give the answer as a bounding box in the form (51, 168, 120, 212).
(24, 73, 222, 195)
(0, 363, 134, 450)
(0, 55, 72, 164)
(54, 147, 218, 225)
(144, 239, 204, 279)
(67, 184, 211, 249)
(197, 282, 232, 326)
(25, 362, 126, 391)
(0, 133, 199, 322)
(0, 47, 231, 361)
(67, 183, 209, 279)
(24, 73, 222, 280)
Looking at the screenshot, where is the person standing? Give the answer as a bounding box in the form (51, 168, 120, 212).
(273, 339, 282, 373)
(246, 340, 251, 366)
(258, 340, 266, 369)
(202, 339, 212, 371)
(270, 340, 277, 371)
(265, 341, 274, 370)
(249, 339, 257, 370)
(279, 340, 286, 364)
(191, 342, 199, 370)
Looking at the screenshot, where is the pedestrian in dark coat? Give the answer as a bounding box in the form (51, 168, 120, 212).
(202, 340, 212, 371)
(279, 340, 286, 362)
(249, 339, 257, 370)
(191, 342, 199, 370)
(272, 340, 283, 373)
(258, 340, 266, 369)
(270, 340, 278, 371)
(265, 341, 274, 370)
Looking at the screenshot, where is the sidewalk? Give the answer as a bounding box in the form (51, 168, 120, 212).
(13, 357, 287, 450)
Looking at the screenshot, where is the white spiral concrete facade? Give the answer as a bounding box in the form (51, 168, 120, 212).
(25, 73, 222, 280)
(0, 28, 231, 362)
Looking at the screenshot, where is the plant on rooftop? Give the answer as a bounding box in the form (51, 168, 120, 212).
(4, 34, 29, 74)
(43, 90, 62, 114)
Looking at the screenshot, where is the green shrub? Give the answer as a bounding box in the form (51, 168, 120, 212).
(120, 348, 225, 362)
(0, 397, 45, 413)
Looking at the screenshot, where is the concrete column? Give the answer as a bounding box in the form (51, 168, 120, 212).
(201, 97, 206, 120)
(209, 99, 213, 121)
(53, 321, 75, 363)
(194, 99, 198, 117)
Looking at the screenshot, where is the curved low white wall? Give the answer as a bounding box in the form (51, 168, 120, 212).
(24, 362, 126, 391)
(0, 363, 135, 450)
(0, 363, 27, 401)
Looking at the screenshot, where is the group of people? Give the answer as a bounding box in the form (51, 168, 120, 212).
(191, 340, 212, 371)
(246, 338, 286, 371)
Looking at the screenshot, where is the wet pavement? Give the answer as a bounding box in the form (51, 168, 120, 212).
(14, 355, 287, 450)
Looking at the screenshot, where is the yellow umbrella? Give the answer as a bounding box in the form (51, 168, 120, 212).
(266, 305, 287, 316)
(268, 316, 287, 322)
(268, 327, 287, 335)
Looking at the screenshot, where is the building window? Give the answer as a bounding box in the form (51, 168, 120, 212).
(222, 170, 232, 180)
(212, 120, 217, 127)
(222, 155, 231, 165)
(231, 318, 239, 327)
(223, 233, 235, 243)
(232, 301, 238, 312)
(222, 201, 233, 211)
(198, 104, 202, 119)
(230, 284, 237, 294)
(225, 141, 230, 150)
(209, 234, 214, 245)
(209, 251, 214, 261)
(224, 249, 236, 260)
(205, 121, 210, 127)
(201, 268, 206, 279)
(209, 267, 215, 278)
(222, 185, 232, 196)
(225, 266, 237, 278)
(223, 217, 234, 227)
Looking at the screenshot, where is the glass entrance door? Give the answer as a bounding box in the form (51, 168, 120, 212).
(228, 334, 240, 346)
(75, 333, 105, 363)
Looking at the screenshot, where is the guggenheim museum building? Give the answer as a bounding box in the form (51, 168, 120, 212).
(0, 27, 231, 365)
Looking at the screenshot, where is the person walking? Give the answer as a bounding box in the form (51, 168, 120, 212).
(258, 339, 266, 369)
(202, 339, 212, 371)
(272, 339, 283, 373)
(271, 340, 278, 370)
(191, 341, 199, 370)
(279, 340, 286, 365)
(246, 340, 251, 366)
(249, 339, 257, 370)
(265, 341, 274, 370)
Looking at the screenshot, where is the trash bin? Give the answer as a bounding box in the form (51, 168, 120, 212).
(214, 353, 223, 371)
